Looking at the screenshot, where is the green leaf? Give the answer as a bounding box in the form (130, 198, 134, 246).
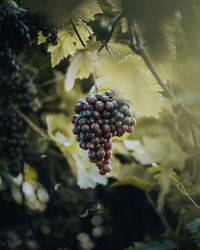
(132, 136, 189, 170)
(110, 162, 156, 192)
(108, 0, 122, 12)
(73, 0, 102, 22)
(46, 114, 107, 189)
(47, 24, 93, 67)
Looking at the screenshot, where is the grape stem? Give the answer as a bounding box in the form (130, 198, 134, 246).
(71, 17, 86, 48)
(91, 72, 104, 94)
(98, 12, 124, 52)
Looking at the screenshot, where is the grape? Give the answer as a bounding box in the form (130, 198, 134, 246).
(95, 101, 104, 111)
(88, 150, 96, 160)
(75, 103, 82, 114)
(71, 115, 78, 124)
(102, 111, 111, 118)
(0, 69, 40, 176)
(93, 111, 100, 120)
(102, 124, 110, 133)
(0, 7, 32, 75)
(95, 93, 103, 100)
(91, 137, 100, 145)
(71, 89, 136, 175)
(101, 96, 109, 103)
(104, 141, 112, 150)
(105, 90, 113, 96)
(105, 102, 114, 111)
(96, 161, 104, 169)
(96, 149, 105, 160)
(86, 94, 97, 104)
(87, 142, 95, 150)
(91, 123, 100, 132)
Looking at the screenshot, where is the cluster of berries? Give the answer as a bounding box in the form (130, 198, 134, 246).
(71, 89, 136, 175)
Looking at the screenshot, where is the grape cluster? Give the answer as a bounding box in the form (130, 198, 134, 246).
(22, 12, 61, 46)
(0, 69, 40, 176)
(0, 6, 32, 75)
(71, 89, 136, 175)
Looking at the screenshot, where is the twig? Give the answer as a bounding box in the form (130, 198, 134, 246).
(14, 107, 48, 139)
(99, 12, 124, 52)
(91, 73, 104, 94)
(41, 95, 59, 103)
(76, 17, 93, 38)
(170, 174, 200, 208)
(127, 18, 200, 129)
(146, 192, 172, 231)
(145, 192, 172, 231)
(71, 17, 86, 47)
(38, 75, 65, 88)
(127, 18, 174, 98)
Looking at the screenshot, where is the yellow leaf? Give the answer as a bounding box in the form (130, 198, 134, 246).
(108, 0, 122, 12)
(48, 24, 93, 67)
(94, 53, 163, 118)
(37, 31, 47, 45)
(65, 45, 98, 92)
(121, 17, 128, 33)
(73, 0, 103, 22)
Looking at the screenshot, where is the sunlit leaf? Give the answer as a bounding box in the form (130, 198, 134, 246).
(65, 42, 99, 92)
(47, 24, 93, 67)
(73, 0, 103, 22)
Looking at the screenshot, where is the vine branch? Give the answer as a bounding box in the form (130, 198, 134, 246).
(71, 17, 86, 47)
(99, 12, 124, 52)
(127, 18, 174, 98)
(145, 192, 172, 231)
(14, 107, 49, 139)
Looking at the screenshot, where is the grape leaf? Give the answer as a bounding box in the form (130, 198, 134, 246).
(132, 136, 189, 169)
(65, 42, 99, 92)
(110, 162, 156, 192)
(108, 0, 122, 12)
(94, 54, 163, 118)
(121, 17, 128, 33)
(46, 114, 107, 189)
(73, 0, 103, 22)
(46, 24, 93, 67)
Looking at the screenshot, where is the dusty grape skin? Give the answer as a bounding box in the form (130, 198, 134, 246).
(105, 90, 113, 96)
(102, 124, 110, 133)
(96, 161, 104, 169)
(91, 137, 100, 145)
(104, 141, 112, 150)
(86, 94, 97, 104)
(95, 93, 103, 100)
(88, 150, 96, 159)
(105, 102, 114, 111)
(91, 123, 100, 132)
(96, 149, 105, 160)
(92, 111, 100, 120)
(95, 101, 104, 111)
(101, 96, 109, 103)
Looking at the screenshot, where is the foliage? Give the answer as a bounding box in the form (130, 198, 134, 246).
(1, 0, 200, 249)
